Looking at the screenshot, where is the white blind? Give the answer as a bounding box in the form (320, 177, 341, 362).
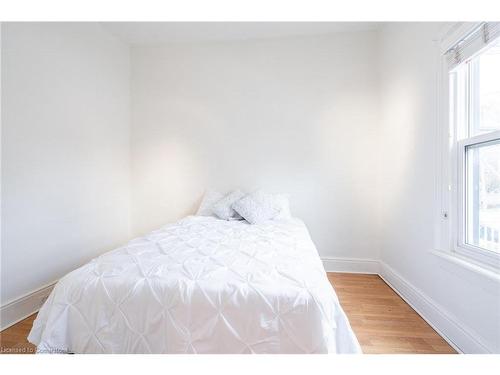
(446, 22, 500, 70)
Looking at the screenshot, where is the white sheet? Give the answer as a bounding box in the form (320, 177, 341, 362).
(28, 216, 361, 353)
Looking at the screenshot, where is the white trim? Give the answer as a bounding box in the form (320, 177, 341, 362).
(0, 282, 56, 331)
(379, 262, 493, 354)
(321, 257, 379, 274)
(433, 31, 452, 253)
(430, 249, 500, 285)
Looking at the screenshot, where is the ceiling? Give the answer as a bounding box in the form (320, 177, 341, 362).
(101, 22, 382, 45)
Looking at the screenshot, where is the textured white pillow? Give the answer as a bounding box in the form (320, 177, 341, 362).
(232, 190, 281, 224)
(212, 190, 246, 220)
(196, 190, 224, 216)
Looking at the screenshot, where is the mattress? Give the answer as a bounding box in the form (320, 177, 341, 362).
(28, 216, 361, 354)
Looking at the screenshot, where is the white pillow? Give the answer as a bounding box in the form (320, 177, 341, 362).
(232, 190, 282, 224)
(273, 193, 292, 220)
(196, 190, 224, 216)
(212, 190, 246, 220)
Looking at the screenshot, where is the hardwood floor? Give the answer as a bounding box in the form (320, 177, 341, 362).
(0, 314, 37, 354)
(328, 273, 456, 354)
(0, 273, 456, 354)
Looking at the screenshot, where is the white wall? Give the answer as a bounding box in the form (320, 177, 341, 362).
(378, 23, 500, 353)
(130, 31, 381, 261)
(0, 23, 131, 307)
(2, 22, 497, 352)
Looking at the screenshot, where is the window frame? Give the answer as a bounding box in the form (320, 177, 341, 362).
(436, 23, 500, 271)
(456, 132, 500, 267)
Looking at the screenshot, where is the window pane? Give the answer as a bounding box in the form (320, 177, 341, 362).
(466, 140, 500, 252)
(470, 37, 500, 136)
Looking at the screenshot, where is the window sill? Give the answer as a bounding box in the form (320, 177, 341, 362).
(429, 249, 500, 284)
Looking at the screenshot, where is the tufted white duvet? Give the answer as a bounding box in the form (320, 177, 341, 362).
(28, 216, 361, 354)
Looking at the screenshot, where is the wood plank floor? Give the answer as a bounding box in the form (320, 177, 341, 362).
(0, 273, 456, 354)
(0, 314, 37, 354)
(328, 273, 456, 354)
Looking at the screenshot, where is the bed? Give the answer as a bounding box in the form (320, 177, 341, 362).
(28, 215, 361, 353)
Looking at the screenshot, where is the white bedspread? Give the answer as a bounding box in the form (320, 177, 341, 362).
(28, 216, 361, 354)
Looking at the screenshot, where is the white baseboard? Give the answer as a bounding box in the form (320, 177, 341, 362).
(0, 282, 56, 331)
(379, 262, 492, 354)
(321, 256, 379, 274)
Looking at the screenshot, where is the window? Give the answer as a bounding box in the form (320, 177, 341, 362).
(465, 140, 500, 252)
(446, 23, 500, 268)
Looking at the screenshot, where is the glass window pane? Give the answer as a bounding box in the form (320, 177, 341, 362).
(470, 37, 500, 136)
(465, 140, 500, 253)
